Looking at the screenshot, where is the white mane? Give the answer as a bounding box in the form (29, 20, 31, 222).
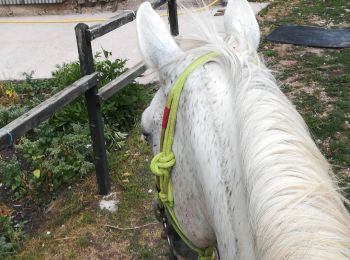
(138, 1, 350, 258)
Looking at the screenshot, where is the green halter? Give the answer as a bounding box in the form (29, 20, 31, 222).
(150, 52, 219, 260)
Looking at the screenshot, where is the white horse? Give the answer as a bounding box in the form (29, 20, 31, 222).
(136, 0, 350, 259)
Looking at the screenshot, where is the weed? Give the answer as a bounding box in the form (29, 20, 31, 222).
(65, 249, 77, 259)
(0, 216, 23, 257)
(139, 246, 151, 258)
(76, 236, 90, 248)
(0, 157, 25, 198)
(80, 212, 94, 225)
(263, 49, 278, 57)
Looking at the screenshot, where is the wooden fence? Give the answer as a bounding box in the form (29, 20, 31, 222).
(0, 0, 179, 195)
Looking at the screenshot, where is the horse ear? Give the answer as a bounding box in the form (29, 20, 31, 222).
(136, 2, 181, 68)
(224, 0, 260, 50)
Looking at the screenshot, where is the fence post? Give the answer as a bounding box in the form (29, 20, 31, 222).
(168, 0, 179, 36)
(75, 23, 110, 195)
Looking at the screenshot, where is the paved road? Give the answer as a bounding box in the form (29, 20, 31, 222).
(0, 2, 268, 83)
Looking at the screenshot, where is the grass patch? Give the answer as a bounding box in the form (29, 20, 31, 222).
(261, 0, 350, 193)
(15, 128, 168, 259)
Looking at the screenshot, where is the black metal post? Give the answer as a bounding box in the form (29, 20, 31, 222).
(75, 23, 110, 195)
(168, 0, 179, 36)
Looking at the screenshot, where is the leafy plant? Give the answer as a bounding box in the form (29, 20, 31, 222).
(52, 61, 81, 89)
(16, 123, 94, 192)
(0, 216, 23, 257)
(0, 157, 25, 198)
(0, 106, 26, 127)
(3, 75, 53, 108)
(50, 49, 151, 131)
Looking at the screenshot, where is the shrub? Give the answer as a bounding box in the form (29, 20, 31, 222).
(50, 49, 150, 131)
(0, 49, 152, 198)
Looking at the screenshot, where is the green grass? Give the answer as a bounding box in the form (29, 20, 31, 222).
(261, 0, 350, 193)
(103, 128, 169, 258)
(297, 0, 350, 27)
(14, 127, 169, 259)
(286, 49, 349, 166)
(259, 0, 350, 34)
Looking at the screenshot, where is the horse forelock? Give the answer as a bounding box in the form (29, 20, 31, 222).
(151, 2, 350, 259)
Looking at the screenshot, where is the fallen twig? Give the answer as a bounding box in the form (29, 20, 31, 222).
(50, 236, 78, 242)
(103, 222, 159, 231)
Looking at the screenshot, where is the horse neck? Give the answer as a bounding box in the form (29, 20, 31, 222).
(234, 63, 350, 259)
(165, 55, 350, 259)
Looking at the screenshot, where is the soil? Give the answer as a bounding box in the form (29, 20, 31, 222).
(0, 186, 44, 235)
(0, 146, 70, 236)
(0, 151, 38, 236)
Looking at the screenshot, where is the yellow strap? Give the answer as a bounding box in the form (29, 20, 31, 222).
(150, 51, 219, 259)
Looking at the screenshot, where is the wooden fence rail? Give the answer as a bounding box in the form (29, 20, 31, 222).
(0, 73, 99, 149)
(97, 62, 146, 101)
(0, 0, 178, 195)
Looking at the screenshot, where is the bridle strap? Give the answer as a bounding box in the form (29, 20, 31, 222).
(150, 51, 219, 260)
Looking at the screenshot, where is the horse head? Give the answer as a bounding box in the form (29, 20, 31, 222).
(138, 0, 259, 152)
(136, 1, 350, 259)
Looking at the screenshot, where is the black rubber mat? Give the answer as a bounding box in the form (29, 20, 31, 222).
(265, 25, 350, 48)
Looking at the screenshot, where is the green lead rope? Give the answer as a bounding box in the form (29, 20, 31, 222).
(150, 52, 219, 260)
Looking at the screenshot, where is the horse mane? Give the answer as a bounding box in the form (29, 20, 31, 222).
(164, 2, 350, 259)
